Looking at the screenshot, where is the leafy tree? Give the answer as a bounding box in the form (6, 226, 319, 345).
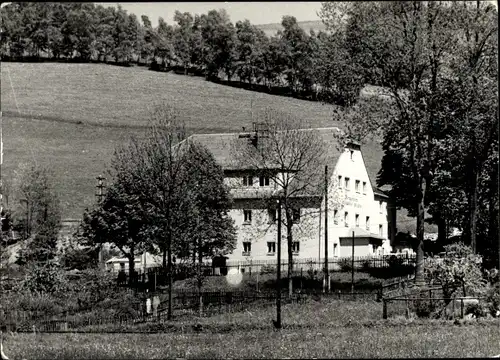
(234, 19, 266, 86)
(59, 240, 98, 270)
(425, 243, 486, 298)
(77, 182, 151, 285)
(180, 141, 236, 314)
(61, 4, 97, 60)
(138, 15, 155, 64)
(262, 35, 287, 89)
(153, 17, 175, 67)
(93, 5, 116, 62)
(14, 163, 61, 241)
(173, 11, 194, 74)
(200, 9, 237, 81)
(319, 1, 498, 284)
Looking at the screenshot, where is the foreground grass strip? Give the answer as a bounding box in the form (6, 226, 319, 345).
(3, 324, 500, 359)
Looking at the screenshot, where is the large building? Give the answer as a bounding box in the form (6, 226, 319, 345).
(188, 125, 396, 263)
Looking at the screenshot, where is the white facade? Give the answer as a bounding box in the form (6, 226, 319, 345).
(225, 143, 393, 263)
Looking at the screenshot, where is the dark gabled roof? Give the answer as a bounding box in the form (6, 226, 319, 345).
(188, 128, 385, 198)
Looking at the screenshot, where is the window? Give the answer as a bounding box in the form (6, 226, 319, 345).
(243, 176, 253, 186)
(362, 182, 367, 194)
(345, 177, 350, 191)
(379, 224, 383, 236)
(355, 180, 360, 193)
(334, 209, 338, 225)
(268, 207, 277, 223)
(243, 242, 251, 255)
(333, 243, 338, 256)
(344, 212, 349, 227)
(259, 175, 270, 186)
(355, 214, 359, 227)
(267, 241, 276, 254)
(292, 208, 301, 223)
(350, 150, 354, 160)
(338, 175, 342, 186)
(243, 210, 252, 223)
(292, 241, 300, 253)
(366, 216, 370, 231)
(379, 201, 383, 213)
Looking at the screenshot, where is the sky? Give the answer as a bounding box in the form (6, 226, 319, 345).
(99, 2, 324, 27)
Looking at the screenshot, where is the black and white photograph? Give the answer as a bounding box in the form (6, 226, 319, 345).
(0, 1, 499, 358)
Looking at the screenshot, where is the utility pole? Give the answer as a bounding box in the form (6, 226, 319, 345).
(351, 230, 355, 293)
(324, 165, 329, 293)
(95, 175, 106, 270)
(275, 198, 282, 329)
(0, 110, 3, 245)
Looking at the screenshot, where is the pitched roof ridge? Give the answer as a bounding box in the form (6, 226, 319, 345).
(191, 126, 342, 137)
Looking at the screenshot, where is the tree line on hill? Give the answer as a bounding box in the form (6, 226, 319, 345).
(0, 2, 365, 106)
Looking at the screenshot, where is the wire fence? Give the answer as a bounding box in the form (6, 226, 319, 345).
(118, 254, 417, 291)
(1, 287, 385, 333)
(380, 284, 485, 320)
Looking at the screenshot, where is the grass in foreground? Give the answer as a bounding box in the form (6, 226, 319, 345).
(4, 299, 499, 359)
(3, 324, 499, 359)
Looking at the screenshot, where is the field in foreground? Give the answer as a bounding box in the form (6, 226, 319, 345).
(4, 324, 499, 359)
(3, 299, 500, 359)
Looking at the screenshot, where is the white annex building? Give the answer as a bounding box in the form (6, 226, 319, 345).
(188, 125, 396, 263)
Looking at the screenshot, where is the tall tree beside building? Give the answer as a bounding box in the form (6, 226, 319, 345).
(320, 1, 459, 284)
(77, 183, 151, 285)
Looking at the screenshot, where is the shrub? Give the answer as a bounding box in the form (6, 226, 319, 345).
(424, 243, 487, 298)
(361, 259, 372, 272)
(260, 265, 276, 275)
(387, 255, 404, 270)
(339, 258, 352, 272)
(413, 298, 436, 318)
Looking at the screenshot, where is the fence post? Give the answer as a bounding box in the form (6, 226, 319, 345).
(383, 299, 388, 319)
(461, 298, 464, 319)
(452, 295, 456, 319)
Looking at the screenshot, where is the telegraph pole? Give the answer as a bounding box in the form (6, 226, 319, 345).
(0, 110, 3, 244)
(95, 175, 106, 269)
(324, 165, 329, 293)
(275, 198, 282, 329)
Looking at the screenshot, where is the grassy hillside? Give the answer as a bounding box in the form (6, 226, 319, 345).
(1, 62, 341, 219)
(1, 62, 429, 233)
(256, 20, 326, 37)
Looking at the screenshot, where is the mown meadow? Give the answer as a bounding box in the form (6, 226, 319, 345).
(3, 298, 499, 359)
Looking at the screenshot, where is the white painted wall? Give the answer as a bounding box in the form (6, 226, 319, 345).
(224, 146, 393, 262)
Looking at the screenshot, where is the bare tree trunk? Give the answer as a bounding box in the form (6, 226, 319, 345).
(437, 216, 447, 252)
(128, 251, 135, 286)
(414, 177, 426, 286)
(470, 171, 479, 253)
(286, 222, 293, 298)
(198, 235, 203, 317)
(167, 230, 173, 320)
